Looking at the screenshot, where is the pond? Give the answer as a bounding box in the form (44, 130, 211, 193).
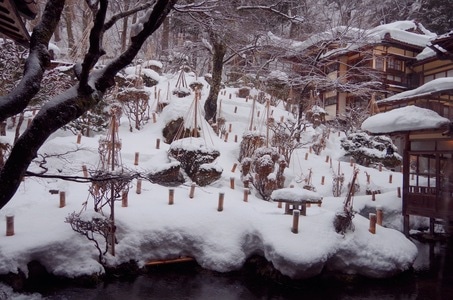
(35, 237, 453, 300)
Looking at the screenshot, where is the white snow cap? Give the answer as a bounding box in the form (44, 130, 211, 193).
(361, 106, 450, 133)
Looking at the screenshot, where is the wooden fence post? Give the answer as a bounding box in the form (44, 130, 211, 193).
(59, 191, 66, 208)
(217, 193, 224, 212)
(189, 183, 196, 199)
(243, 188, 249, 202)
(291, 210, 300, 234)
(6, 215, 14, 236)
(230, 177, 235, 189)
(122, 190, 128, 207)
(369, 213, 377, 234)
(376, 206, 383, 226)
(169, 189, 174, 205)
(134, 152, 139, 166)
(136, 179, 142, 194)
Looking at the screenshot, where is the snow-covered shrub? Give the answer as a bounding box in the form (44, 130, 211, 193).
(241, 147, 286, 200)
(341, 131, 402, 169)
(239, 132, 266, 162)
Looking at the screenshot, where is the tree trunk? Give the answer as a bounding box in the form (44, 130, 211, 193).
(204, 36, 226, 123)
(64, 2, 75, 54)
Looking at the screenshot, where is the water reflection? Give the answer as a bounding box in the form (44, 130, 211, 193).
(32, 239, 453, 299)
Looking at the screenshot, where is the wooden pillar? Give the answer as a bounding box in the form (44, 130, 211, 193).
(291, 210, 300, 234)
(369, 213, 377, 234)
(5, 215, 14, 236)
(169, 189, 174, 205)
(217, 193, 224, 212)
(59, 191, 66, 208)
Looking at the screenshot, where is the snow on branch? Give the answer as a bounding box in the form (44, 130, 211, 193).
(236, 4, 304, 23)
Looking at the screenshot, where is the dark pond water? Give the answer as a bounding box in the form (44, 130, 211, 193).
(13, 237, 453, 299)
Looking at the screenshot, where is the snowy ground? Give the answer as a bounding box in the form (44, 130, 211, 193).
(0, 70, 419, 285)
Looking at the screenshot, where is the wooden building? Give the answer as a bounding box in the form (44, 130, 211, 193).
(0, 0, 37, 46)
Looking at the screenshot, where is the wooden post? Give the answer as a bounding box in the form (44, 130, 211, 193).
(169, 189, 174, 205)
(228, 123, 232, 132)
(366, 173, 370, 184)
(305, 153, 308, 160)
(321, 176, 325, 185)
(6, 215, 14, 236)
(278, 201, 282, 208)
(309, 146, 312, 153)
(234, 135, 238, 143)
(389, 174, 392, 184)
(369, 213, 377, 234)
(350, 157, 354, 166)
(122, 190, 128, 207)
(136, 179, 142, 194)
(372, 191, 376, 201)
(231, 163, 237, 173)
(379, 164, 382, 172)
(230, 177, 235, 189)
(217, 193, 224, 212)
(243, 188, 249, 202)
(291, 210, 300, 234)
(134, 152, 139, 166)
(224, 132, 229, 142)
(76, 132, 82, 144)
(376, 206, 383, 226)
(156, 138, 160, 149)
(59, 191, 66, 208)
(189, 183, 196, 198)
(152, 113, 157, 123)
(234, 106, 237, 113)
(82, 165, 88, 178)
(325, 155, 329, 163)
(397, 187, 401, 198)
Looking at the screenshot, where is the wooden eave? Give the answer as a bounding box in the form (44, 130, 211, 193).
(0, 0, 31, 46)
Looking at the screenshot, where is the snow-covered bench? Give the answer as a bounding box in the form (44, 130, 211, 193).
(271, 187, 323, 215)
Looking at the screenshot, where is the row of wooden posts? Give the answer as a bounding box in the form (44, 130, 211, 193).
(5, 183, 384, 237)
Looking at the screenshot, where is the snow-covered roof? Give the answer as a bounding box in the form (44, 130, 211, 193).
(361, 105, 450, 134)
(276, 20, 435, 58)
(378, 77, 453, 103)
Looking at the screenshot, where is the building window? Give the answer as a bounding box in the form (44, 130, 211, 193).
(387, 57, 403, 71)
(375, 56, 384, 70)
(324, 96, 337, 106)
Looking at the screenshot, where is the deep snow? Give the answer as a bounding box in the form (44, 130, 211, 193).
(0, 70, 418, 287)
